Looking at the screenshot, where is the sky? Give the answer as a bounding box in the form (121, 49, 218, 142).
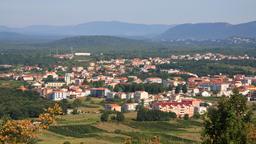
(0, 0, 256, 27)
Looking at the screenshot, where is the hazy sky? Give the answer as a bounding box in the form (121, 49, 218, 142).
(1, 0, 256, 27)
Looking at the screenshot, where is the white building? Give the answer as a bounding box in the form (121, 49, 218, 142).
(198, 106, 207, 115)
(122, 103, 138, 112)
(201, 91, 211, 97)
(64, 73, 73, 85)
(51, 90, 67, 101)
(144, 77, 162, 84)
(45, 82, 65, 88)
(75, 53, 91, 56)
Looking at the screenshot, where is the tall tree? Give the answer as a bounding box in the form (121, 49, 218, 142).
(202, 89, 252, 144)
(175, 85, 181, 94)
(182, 84, 188, 93)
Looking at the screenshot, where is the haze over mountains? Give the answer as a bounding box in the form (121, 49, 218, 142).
(0, 21, 256, 42)
(0, 21, 172, 37)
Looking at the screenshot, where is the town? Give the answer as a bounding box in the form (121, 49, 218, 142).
(1, 53, 256, 119)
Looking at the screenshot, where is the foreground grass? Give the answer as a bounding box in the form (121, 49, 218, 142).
(38, 110, 202, 144)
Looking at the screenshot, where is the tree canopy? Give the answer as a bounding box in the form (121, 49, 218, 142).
(202, 89, 253, 144)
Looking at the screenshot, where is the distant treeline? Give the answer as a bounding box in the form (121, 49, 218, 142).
(157, 60, 256, 76)
(0, 36, 256, 65)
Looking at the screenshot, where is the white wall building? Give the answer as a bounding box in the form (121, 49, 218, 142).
(51, 91, 67, 101)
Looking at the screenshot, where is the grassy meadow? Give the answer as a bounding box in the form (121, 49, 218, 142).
(37, 98, 203, 144)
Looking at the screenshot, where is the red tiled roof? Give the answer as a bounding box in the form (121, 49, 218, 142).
(153, 101, 192, 107)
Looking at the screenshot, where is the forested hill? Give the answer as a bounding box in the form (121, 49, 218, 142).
(159, 21, 256, 40)
(46, 36, 163, 54)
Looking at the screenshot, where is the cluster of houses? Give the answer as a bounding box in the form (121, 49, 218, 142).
(1, 56, 256, 118)
(170, 53, 253, 61)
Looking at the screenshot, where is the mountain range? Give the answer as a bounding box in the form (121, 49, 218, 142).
(160, 21, 256, 40)
(0, 21, 172, 37)
(0, 21, 256, 41)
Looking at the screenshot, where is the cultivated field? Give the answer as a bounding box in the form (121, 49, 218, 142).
(38, 101, 202, 144)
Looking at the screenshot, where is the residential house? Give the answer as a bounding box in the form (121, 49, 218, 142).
(50, 90, 68, 101)
(45, 82, 65, 88)
(122, 103, 138, 112)
(90, 88, 110, 97)
(152, 101, 195, 117)
(134, 91, 149, 102)
(144, 77, 162, 84)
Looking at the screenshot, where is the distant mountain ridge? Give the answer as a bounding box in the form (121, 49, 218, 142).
(1, 21, 256, 41)
(0, 21, 172, 37)
(159, 21, 256, 40)
(0, 32, 66, 43)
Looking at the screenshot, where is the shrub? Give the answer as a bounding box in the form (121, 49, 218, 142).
(100, 112, 109, 122)
(137, 108, 175, 121)
(71, 109, 79, 115)
(183, 114, 189, 120)
(193, 112, 201, 119)
(116, 112, 125, 122)
(63, 141, 71, 144)
(111, 115, 116, 121)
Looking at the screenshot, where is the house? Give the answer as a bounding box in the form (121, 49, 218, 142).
(18, 86, 28, 91)
(144, 77, 162, 84)
(31, 82, 42, 88)
(181, 98, 201, 108)
(201, 91, 211, 97)
(191, 88, 200, 96)
(126, 92, 135, 99)
(50, 90, 68, 101)
(41, 88, 53, 97)
(152, 101, 195, 117)
(106, 92, 116, 100)
(45, 82, 65, 88)
(198, 106, 207, 115)
(210, 83, 229, 92)
(64, 73, 73, 85)
(22, 75, 34, 81)
(90, 88, 110, 97)
(74, 53, 91, 56)
(122, 103, 138, 112)
(105, 104, 121, 112)
(134, 91, 149, 102)
(115, 92, 127, 99)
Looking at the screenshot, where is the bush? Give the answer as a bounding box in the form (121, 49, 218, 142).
(71, 109, 79, 115)
(137, 108, 176, 121)
(63, 141, 71, 144)
(111, 115, 116, 121)
(100, 112, 109, 122)
(116, 112, 125, 122)
(72, 99, 83, 108)
(193, 112, 201, 119)
(183, 114, 189, 120)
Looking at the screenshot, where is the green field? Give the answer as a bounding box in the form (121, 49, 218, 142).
(38, 109, 202, 144)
